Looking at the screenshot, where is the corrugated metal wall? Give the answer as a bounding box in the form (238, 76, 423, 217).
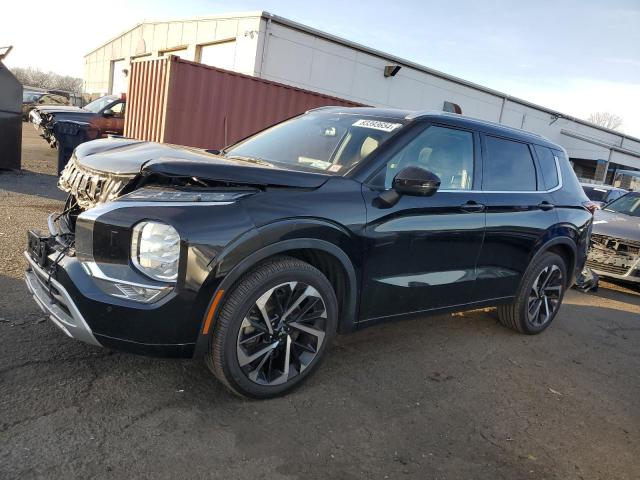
(125, 56, 362, 150)
(125, 58, 169, 143)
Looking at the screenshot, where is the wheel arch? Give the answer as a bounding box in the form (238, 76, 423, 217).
(192, 221, 360, 356)
(531, 236, 577, 286)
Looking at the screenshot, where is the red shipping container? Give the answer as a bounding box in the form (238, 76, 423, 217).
(125, 56, 363, 149)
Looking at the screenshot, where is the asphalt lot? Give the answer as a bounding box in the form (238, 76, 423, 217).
(1, 124, 639, 479)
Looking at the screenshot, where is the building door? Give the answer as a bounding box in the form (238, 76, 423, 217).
(111, 59, 128, 95)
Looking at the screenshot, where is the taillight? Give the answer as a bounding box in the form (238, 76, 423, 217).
(583, 201, 599, 215)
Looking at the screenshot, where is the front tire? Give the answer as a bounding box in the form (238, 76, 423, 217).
(497, 252, 567, 334)
(206, 256, 338, 398)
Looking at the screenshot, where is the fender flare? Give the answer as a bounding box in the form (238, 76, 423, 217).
(193, 228, 360, 356)
(531, 235, 578, 284)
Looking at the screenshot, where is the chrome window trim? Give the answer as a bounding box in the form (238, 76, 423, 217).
(438, 156, 563, 194)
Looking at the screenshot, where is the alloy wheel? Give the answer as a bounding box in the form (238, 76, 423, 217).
(236, 281, 328, 386)
(527, 264, 563, 326)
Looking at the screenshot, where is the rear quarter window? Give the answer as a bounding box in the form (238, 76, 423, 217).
(533, 145, 559, 190)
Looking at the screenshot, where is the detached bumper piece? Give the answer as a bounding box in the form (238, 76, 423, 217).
(24, 252, 101, 347)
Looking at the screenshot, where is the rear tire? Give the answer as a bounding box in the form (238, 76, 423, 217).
(497, 252, 567, 334)
(206, 256, 338, 398)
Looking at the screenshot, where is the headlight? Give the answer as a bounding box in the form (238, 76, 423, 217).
(131, 221, 180, 282)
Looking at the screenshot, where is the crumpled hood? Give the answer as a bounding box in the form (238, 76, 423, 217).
(73, 138, 331, 188)
(592, 208, 640, 242)
(35, 105, 87, 115)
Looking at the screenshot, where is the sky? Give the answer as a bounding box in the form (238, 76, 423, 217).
(2, 0, 639, 136)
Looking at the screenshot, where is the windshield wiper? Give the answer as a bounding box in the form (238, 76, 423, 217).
(225, 155, 275, 168)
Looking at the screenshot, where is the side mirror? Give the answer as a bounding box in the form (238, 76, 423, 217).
(393, 166, 441, 196)
(103, 109, 114, 117)
(377, 167, 441, 208)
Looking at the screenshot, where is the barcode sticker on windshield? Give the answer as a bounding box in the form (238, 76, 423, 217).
(352, 119, 402, 132)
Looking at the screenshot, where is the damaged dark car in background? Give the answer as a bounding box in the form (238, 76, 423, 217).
(29, 94, 126, 173)
(24, 107, 592, 398)
(586, 192, 640, 285)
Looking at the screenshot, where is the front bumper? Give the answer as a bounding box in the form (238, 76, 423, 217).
(587, 265, 640, 284)
(24, 251, 101, 347)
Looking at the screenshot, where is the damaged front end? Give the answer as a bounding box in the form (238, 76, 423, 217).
(29, 109, 61, 148)
(585, 233, 640, 283)
(54, 155, 139, 236)
(58, 155, 136, 209)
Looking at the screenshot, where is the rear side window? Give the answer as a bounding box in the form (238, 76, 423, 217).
(582, 186, 608, 202)
(533, 145, 559, 190)
(483, 136, 536, 191)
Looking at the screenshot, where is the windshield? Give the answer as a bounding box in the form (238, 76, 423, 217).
(224, 112, 407, 174)
(23, 92, 43, 102)
(84, 96, 116, 113)
(604, 193, 640, 217)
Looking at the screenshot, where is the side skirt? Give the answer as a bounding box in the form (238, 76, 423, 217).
(356, 296, 515, 330)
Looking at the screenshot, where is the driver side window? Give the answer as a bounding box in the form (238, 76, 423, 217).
(109, 101, 125, 117)
(379, 126, 474, 190)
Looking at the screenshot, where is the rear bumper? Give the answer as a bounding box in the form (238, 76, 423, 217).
(24, 252, 101, 347)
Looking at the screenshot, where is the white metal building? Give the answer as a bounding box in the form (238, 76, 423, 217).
(84, 11, 640, 187)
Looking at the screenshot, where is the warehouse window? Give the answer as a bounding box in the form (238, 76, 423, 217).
(160, 47, 189, 59)
(483, 136, 536, 191)
(197, 40, 236, 70)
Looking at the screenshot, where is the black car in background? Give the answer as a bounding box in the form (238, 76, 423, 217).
(29, 94, 126, 148)
(25, 107, 592, 398)
(586, 192, 640, 284)
(581, 183, 627, 210)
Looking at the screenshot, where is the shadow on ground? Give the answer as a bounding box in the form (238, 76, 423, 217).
(0, 170, 64, 202)
(1, 281, 638, 479)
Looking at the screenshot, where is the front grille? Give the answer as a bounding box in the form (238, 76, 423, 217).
(587, 233, 639, 276)
(585, 260, 630, 275)
(591, 234, 640, 256)
(58, 156, 135, 210)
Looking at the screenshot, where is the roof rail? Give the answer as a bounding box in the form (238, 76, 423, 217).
(305, 106, 342, 114)
(408, 110, 545, 139)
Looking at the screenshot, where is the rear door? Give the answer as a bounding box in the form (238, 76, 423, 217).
(474, 135, 559, 300)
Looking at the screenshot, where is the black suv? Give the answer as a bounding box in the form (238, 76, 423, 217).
(25, 108, 592, 398)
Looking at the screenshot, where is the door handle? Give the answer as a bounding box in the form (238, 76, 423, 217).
(538, 201, 555, 211)
(460, 201, 485, 213)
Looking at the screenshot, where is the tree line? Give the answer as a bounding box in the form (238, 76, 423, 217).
(11, 66, 83, 93)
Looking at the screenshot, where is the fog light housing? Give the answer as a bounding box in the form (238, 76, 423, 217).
(93, 278, 172, 303)
(131, 221, 180, 282)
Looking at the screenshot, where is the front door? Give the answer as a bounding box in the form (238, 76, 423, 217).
(99, 101, 126, 135)
(359, 124, 486, 321)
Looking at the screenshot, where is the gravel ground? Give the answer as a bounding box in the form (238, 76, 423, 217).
(1, 125, 639, 479)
